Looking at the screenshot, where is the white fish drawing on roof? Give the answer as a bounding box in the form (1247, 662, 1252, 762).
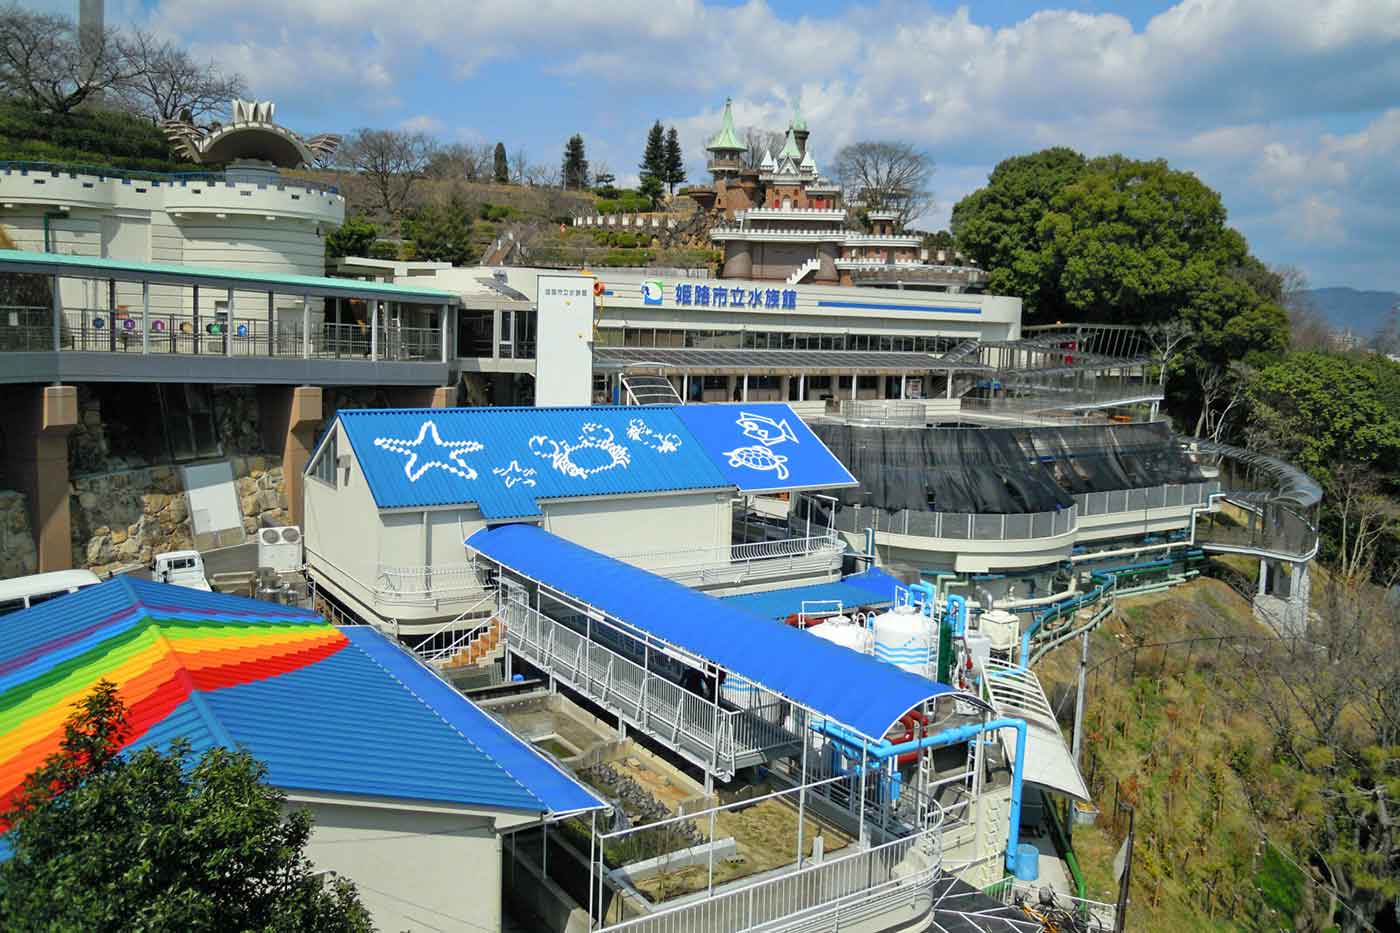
(373, 421, 484, 482)
(529, 423, 631, 478)
(626, 418, 682, 454)
(723, 445, 789, 480)
(736, 411, 799, 447)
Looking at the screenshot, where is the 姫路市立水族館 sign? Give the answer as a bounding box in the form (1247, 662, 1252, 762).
(642, 282, 800, 310)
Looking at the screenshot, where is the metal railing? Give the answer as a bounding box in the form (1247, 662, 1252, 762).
(374, 564, 490, 607)
(598, 821, 941, 933)
(1073, 481, 1217, 517)
(504, 598, 797, 778)
(839, 399, 927, 426)
(831, 504, 1077, 541)
(410, 592, 499, 666)
(1, 307, 443, 363)
(612, 533, 843, 583)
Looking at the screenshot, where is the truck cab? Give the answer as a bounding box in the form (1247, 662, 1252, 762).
(152, 550, 212, 592)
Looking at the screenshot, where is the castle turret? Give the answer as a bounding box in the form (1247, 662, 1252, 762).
(789, 102, 809, 159)
(706, 98, 746, 179)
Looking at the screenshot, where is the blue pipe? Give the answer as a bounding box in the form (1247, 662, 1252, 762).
(811, 717, 1029, 872)
(945, 593, 967, 637)
(909, 581, 937, 617)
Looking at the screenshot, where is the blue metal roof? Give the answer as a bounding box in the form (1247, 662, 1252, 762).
(335, 406, 728, 518)
(3, 578, 603, 818)
(721, 578, 895, 621)
(331, 403, 857, 517)
(466, 524, 960, 741)
(674, 404, 858, 493)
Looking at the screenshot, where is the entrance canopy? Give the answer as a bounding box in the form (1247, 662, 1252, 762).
(467, 523, 983, 742)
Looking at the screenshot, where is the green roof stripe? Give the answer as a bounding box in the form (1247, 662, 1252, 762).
(0, 249, 460, 304)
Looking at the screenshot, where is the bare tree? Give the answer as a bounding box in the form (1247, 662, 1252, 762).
(426, 143, 495, 182)
(341, 129, 436, 234)
(526, 163, 559, 188)
(742, 127, 784, 170)
(832, 141, 934, 228)
(1192, 359, 1249, 442)
(1275, 264, 1332, 351)
(1327, 465, 1400, 585)
(113, 30, 245, 123)
(509, 146, 529, 185)
(0, 4, 136, 114)
(1145, 319, 1193, 391)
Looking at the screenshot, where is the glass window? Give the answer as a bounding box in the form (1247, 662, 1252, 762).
(311, 431, 337, 487)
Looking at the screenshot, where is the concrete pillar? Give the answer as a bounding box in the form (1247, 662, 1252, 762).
(742, 373, 749, 402)
(0, 386, 78, 571)
(428, 386, 454, 408)
(259, 386, 323, 531)
(798, 373, 806, 400)
(1258, 558, 1269, 596)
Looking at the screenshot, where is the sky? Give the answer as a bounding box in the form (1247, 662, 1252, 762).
(42, 0, 1400, 290)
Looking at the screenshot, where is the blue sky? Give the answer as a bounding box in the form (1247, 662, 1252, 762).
(59, 0, 1400, 290)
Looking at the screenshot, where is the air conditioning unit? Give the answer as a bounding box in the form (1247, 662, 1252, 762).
(257, 526, 303, 574)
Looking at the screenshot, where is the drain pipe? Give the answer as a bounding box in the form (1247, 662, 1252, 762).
(812, 716, 1029, 873)
(43, 210, 64, 252)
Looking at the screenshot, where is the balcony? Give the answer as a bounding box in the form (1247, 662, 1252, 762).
(613, 532, 845, 590)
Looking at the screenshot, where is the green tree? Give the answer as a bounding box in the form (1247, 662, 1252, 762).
(663, 126, 686, 195)
(640, 120, 666, 186)
(561, 133, 588, 191)
(951, 147, 1088, 318)
(493, 141, 509, 184)
(0, 682, 373, 932)
(324, 215, 379, 260)
(405, 192, 474, 266)
(638, 173, 664, 211)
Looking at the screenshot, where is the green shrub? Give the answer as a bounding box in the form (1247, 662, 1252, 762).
(0, 103, 184, 172)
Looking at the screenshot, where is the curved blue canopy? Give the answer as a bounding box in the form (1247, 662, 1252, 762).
(467, 524, 968, 741)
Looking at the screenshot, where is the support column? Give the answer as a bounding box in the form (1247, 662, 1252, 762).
(0, 386, 77, 571)
(370, 300, 380, 362)
(1257, 558, 1269, 596)
(798, 373, 806, 400)
(258, 386, 323, 530)
(428, 386, 454, 408)
(301, 294, 311, 359)
(225, 287, 234, 357)
(440, 303, 452, 363)
(741, 372, 749, 402)
(141, 281, 150, 354)
(850, 371, 858, 400)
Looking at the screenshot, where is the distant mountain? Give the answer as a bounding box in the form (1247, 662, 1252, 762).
(1302, 287, 1400, 336)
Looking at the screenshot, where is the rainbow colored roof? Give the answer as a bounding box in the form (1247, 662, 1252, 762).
(0, 578, 601, 820)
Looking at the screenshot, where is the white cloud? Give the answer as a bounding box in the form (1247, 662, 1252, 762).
(114, 0, 1400, 288)
(400, 114, 446, 134)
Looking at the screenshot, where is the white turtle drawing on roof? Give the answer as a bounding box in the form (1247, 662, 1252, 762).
(723, 444, 789, 480)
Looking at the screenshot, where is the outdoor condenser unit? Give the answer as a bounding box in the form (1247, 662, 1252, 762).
(257, 526, 304, 574)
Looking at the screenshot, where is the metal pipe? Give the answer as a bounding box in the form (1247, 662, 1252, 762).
(810, 715, 1029, 871)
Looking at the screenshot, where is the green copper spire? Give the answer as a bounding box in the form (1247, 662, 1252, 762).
(778, 127, 801, 160)
(790, 100, 807, 133)
(706, 98, 745, 152)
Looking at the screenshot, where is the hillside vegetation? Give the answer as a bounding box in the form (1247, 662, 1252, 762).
(0, 102, 184, 173)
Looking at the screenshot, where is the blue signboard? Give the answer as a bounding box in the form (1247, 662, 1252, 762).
(674, 403, 857, 493)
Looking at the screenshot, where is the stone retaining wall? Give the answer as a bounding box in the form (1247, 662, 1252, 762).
(0, 491, 38, 578)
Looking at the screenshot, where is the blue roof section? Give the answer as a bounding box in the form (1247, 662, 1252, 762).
(335, 406, 729, 518)
(838, 566, 907, 602)
(466, 524, 958, 741)
(674, 404, 857, 493)
(6, 579, 602, 818)
(343, 628, 603, 816)
(721, 578, 896, 621)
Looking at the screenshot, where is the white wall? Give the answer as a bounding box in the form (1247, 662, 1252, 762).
(543, 492, 731, 567)
(296, 800, 502, 933)
(534, 273, 595, 406)
(304, 424, 384, 609)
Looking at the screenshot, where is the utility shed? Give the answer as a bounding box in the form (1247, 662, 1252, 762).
(303, 403, 856, 632)
(0, 578, 604, 933)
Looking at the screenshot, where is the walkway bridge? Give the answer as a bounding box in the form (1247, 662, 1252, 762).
(466, 523, 969, 787)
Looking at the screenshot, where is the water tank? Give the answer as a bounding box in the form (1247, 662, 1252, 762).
(981, 609, 1020, 653)
(964, 631, 992, 678)
(807, 617, 873, 654)
(872, 604, 934, 676)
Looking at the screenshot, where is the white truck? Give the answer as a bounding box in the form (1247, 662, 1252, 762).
(152, 550, 212, 592)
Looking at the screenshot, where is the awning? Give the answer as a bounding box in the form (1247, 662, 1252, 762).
(983, 658, 1090, 801)
(593, 346, 945, 373)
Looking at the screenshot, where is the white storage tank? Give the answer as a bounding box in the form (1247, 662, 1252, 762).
(872, 604, 934, 676)
(807, 616, 873, 655)
(981, 609, 1020, 655)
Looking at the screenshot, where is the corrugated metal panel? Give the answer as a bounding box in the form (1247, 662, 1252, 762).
(721, 579, 895, 621)
(0, 578, 603, 817)
(467, 524, 969, 742)
(674, 404, 858, 493)
(337, 406, 729, 516)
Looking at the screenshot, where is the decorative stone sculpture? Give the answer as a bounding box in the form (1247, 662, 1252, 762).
(162, 99, 341, 169)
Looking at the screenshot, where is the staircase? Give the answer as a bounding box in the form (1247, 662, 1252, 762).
(436, 617, 504, 671)
(786, 257, 821, 284)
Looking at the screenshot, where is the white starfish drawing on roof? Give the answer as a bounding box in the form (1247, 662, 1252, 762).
(373, 420, 484, 482)
(492, 459, 537, 489)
